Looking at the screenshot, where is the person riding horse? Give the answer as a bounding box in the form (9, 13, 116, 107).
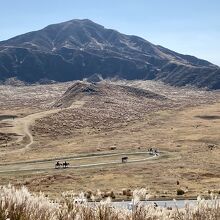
(55, 161, 70, 169)
(63, 161, 70, 168)
(55, 161, 62, 169)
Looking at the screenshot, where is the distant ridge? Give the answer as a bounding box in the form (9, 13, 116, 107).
(0, 19, 219, 89)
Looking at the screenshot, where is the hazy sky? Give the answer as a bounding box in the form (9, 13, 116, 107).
(1, 0, 220, 65)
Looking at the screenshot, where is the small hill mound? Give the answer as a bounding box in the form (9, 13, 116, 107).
(54, 82, 99, 107)
(53, 81, 167, 108)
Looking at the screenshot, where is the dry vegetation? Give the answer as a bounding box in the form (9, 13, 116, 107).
(33, 82, 174, 138)
(0, 185, 219, 220)
(0, 80, 220, 201)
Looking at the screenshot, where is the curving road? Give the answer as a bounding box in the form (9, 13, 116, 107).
(0, 151, 161, 173)
(0, 101, 84, 154)
(0, 100, 163, 173)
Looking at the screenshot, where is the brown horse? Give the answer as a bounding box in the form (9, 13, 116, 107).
(122, 156, 128, 163)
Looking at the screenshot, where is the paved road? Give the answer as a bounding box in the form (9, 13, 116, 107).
(0, 151, 160, 173)
(112, 199, 196, 209)
(111, 199, 219, 209)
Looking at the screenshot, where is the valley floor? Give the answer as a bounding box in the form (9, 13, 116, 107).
(0, 80, 219, 200)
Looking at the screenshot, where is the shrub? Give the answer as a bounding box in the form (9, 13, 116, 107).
(177, 188, 185, 195)
(126, 189, 132, 197)
(109, 146, 117, 150)
(85, 190, 92, 199)
(109, 191, 116, 199)
(122, 188, 127, 196)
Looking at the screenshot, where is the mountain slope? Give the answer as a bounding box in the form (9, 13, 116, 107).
(0, 19, 219, 89)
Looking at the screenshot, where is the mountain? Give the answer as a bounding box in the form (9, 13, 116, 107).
(0, 19, 219, 89)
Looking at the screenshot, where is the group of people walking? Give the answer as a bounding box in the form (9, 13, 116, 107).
(148, 148, 159, 156)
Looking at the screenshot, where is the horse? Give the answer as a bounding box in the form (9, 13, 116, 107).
(122, 156, 128, 163)
(55, 161, 62, 169)
(63, 161, 70, 168)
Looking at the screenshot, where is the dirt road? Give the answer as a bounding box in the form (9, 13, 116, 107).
(1, 101, 84, 154)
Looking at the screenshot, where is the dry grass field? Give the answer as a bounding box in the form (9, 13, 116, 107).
(0, 80, 219, 200)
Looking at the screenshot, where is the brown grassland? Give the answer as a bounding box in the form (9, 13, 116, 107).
(0, 80, 219, 201)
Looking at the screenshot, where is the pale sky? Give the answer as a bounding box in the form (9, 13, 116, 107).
(1, 0, 220, 66)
